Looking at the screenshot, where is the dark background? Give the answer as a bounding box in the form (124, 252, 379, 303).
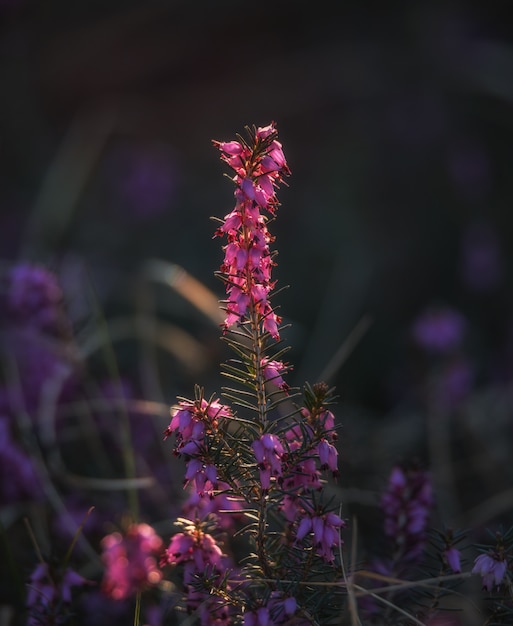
(2, 0, 513, 527)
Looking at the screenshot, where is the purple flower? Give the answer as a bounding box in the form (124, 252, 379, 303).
(0, 263, 79, 417)
(252, 433, 285, 490)
(412, 306, 466, 354)
(0, 329, 79, 417)
(381, 464, 433, 564)
(1, 263, 71, 338)
(26, 562, 89, 625)
(295, 509, 345, 563)
(106, 141, 180, 220)
(444, 546, 462, 573)
(472, 553, 507, 591)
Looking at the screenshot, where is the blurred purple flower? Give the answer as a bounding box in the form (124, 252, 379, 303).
(26, 562, 89, 625)
(411, 306, 466, 354)
(381, 464, 433, 564)
(459, 220, 503, 292)
(0, 329, 79, 417)
(106, 141, 179, 220)
(434, 358, 475, 411)
(1, 263, 71, 338)
(0, 263, 80, 417)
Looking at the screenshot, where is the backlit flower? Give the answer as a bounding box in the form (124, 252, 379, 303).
(214, 122, 290, 339)
(101, 523, 163, 600)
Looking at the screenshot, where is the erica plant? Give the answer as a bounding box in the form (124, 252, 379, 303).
(162, 123, 346, 624)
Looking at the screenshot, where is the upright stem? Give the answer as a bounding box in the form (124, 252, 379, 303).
(241, 205, 273, 576)
(133, 591, 141, 626)
(250, 306, 268, 432)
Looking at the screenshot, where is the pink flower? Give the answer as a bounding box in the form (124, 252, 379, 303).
(214, 123, 290, 339)
(165, 397, 231, 496)
(166, 397, 231, 444)
(472, 553, 507, 591)
(101, 523, 163, 600)
(163, 520, 231, 623)
(217, 140, 243, 155)
(261, 358, 290, 392)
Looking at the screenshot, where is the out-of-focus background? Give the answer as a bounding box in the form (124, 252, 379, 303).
(2, 1, 513, 618)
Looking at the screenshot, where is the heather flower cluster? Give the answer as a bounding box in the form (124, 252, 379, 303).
(101, 523, 163, 601)
(160, 124, 348, 622)
(213, 123, 290, 339)
(165, 395, 232, 496)
(381, 463, 433, 565)
(161, 518, 232, 624)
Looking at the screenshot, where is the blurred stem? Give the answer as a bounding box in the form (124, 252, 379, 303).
(63, 507, 95, 569)
(88, 283, 139, 521)
(1, 519, 25, 604)
(134, 591, 141, 626)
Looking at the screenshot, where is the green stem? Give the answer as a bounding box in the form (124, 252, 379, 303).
(240, 204, 274, 579)
(133, 591, 141, 626)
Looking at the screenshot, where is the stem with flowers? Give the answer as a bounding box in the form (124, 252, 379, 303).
(161, 123, 346, 624)
(215, 124, 289, 580)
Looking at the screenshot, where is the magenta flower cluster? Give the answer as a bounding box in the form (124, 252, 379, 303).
(213, 123, 290, 339)
(165, 396, 232, 496)
(101, 523, 163, 601)
(161, 519, 232, 624)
